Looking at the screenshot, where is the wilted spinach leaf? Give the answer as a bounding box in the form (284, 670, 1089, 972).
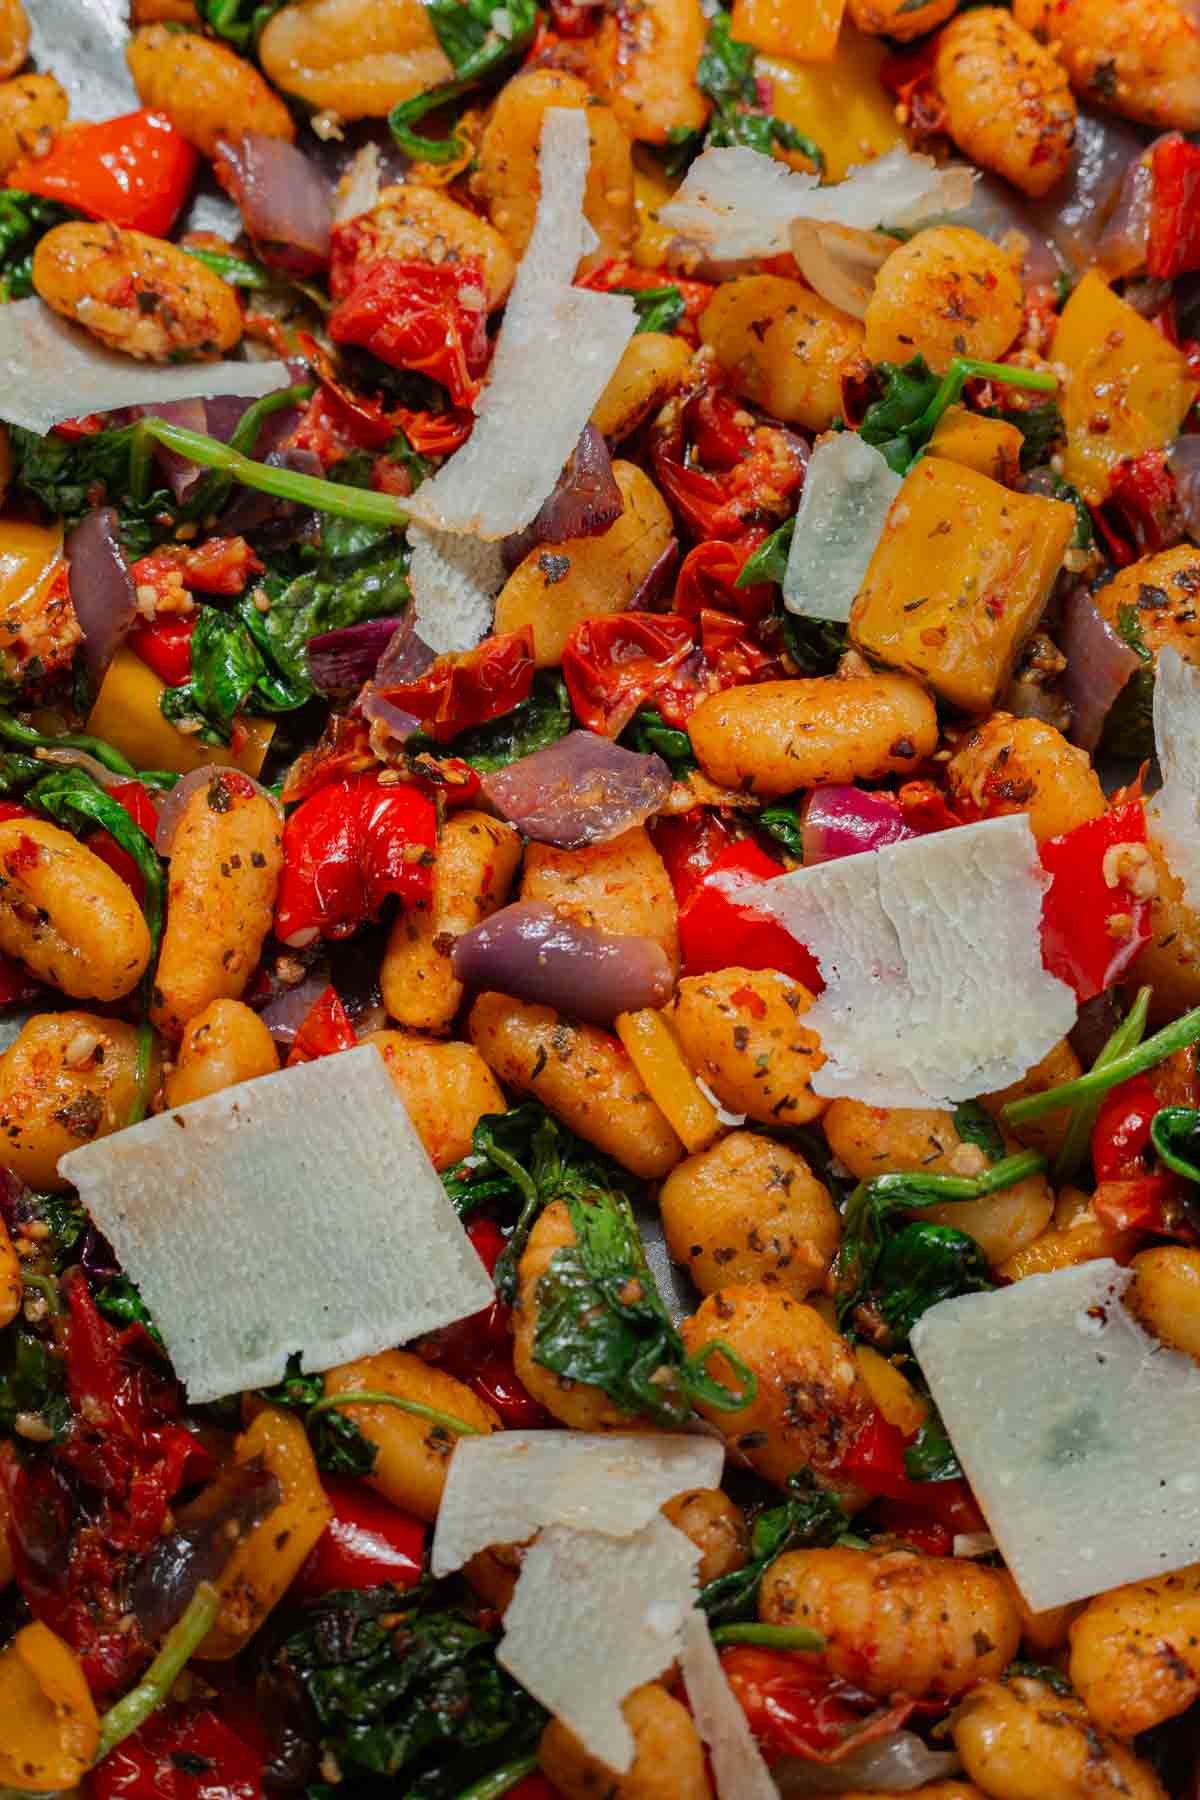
(873, 1223, 993, 1342)
(698, 12, 824, 169)
(983, 401, 1064, 470)
(622, 707, 696, 778)
(737, 520, 793, 588)
(0, 191, 78, 299)
(952, 1100, 1005, 1165)
(199, 0, 283, 46)
(1101, 601, 1156, 761)
(700, 1474, 847, 1622)
(441, 671, 570, 772)
(903, 1403, 963, 1483)
(1151, 1106, 1200, 1183)
(758, 804, 805, 861)
(260, 1355, 378, 1478)
(0, 1329, 69, 1440)
(619, 284, 686, 336)
(389, 0, 537, 162)
(94, 1275, 163, 1347)
(779, 610, 848, 676)
(10, 423, 176, 556)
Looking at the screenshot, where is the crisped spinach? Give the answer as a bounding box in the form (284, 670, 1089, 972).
(0, 1328, 70, 1440)
(0, 191, 78, 299)
(259, 1356, 378, 1478)
(834, 1152, 1043, 1338)
(698, 12, 824, 169)
(439, 671, 571, 772)
(1101, 600, 1156, 761)
(10, 423, 176, 557)
(951, 1100, 1005, 1165)
(389, 0, 537, 162)
(622, 707, 696, 778)
(860, 354, 1058, 475)
(700, 1474, 847, 1622)
(94, 1275, 164, 1347)
(758, 804, 805, 861)
(619, 284, 687, 336)
(277, 1585, 544, 1790)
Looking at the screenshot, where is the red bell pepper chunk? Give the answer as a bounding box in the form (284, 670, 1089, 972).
(127, 614, 197, 688)
(718, 1645, 917, 1764)
(286, 984, 358, 1065)
(429, 1218, 552, 1427)
(296, 1475, 425, 1597)
(1092, 1074, 1161, 1182)
(678, 840, 823, 990)
(7, 110, 197, 238)
(1148, 135, 1200, 280)
(1039, 801, 1153, 1002)
(274, 773, 437, 945)
(1093, 1174, 1175, 1236)
(838, 1409, 986, 1537)
(89, 1705, 264, 1800)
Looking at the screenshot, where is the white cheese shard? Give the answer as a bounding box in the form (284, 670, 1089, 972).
(1149, 644, 1200, 911)
(58, 1046, 493, 1404)
(407, 524, 507, 652)
(912, 1261, 1200, 1611)
(658, 145, 973, 265)
(679, 1611, 778, 1800)
(498, 1514, 701, 1773)
(405, 109, 636, 539)
(783, 433, 901, 623)
(431, 1430, 724, 1576)
(747, 815, 1076, 1107)
(0, 300, 293, 435)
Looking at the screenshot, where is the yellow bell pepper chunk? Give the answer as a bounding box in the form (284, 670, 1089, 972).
(1053, 270, 1198, 504)
(615, 1007, 723, 1154)
(850, 455, 1074, 714)
(195, 1406, 332, 1661)
(731, 0, 845, 62)
(853, 1345, 928, 1438)
(755, 27, 902, 182)
(0, 521, 78, 689)
(86, 647, 274, 777)
(0, 1621, 99, 1792)
(929, 404, 1024, 487)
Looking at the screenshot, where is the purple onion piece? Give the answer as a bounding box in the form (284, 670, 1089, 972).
(128, 397, 208, 500)
(1059, 586, 1141, 752)
(1094, 142, 1157, 279)
(66, 507, 137, 688)
(306, 617, 404, 697)
(259, 965, 331, 1045)
(1169, 434, 1200, 544)
(801, 785, 917, 865)
(501, 425, 624, 570)
(131, 1461, 281, 1642)
(154, 765, 281, 857)
(954, 171, 1063, 286)
(483, 730, 672, 848)
(214, 132, 334, 274)
(1030, 110, 1149, 275)
(356, 607, 437, 742)
(630, 538, 680, 611)
(454, 901, 674, 1022)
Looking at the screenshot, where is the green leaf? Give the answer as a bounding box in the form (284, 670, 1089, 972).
(700, 1473, 846, 1622)
(0, 1327, 70, 1440)
(874, 1222, 992, 1341)
(0, 713, 137, 777)
(621, 707, 696, 778)
(617, 284, 686, 336)
(737, 520, 793, 588)
(442, 671, 570, 772)
(1004, 998, 1200, 1128)
(258, 1354, 379, 1477)
(198, 0, 284, 47)
(984, 401, 1065, 471)
(389, 0, 538, 161)
(278, 1585, 544, 1787)
(860, 355, 1058, 475)
(0, 191, 79, 300)
(1007, 1660, 1074, 1696)
(1151, 1107, 1200, 1183)
(94, 1275, 163, 1347)
(10, 423, 177, 556)
(697, 11, 824, 170)
(1101, 603, 1156, 761)
(952, 1100, 1005, 1165)
(779, 609, 848, 676)
(1054, 985, 1150, 1182)
(904, 1405, 963, 1482)
(183, 245, 274, 289)
(757, 804, 804, 861)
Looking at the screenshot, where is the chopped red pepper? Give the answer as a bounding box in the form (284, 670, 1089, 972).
(127, 613, 196, 688)
(286, 983, 358, 1065)
(328, 257, 491, 410)
(672, 832, 823, 990)
(1148, 134, 1200, 279)
(373, 627, 536, 744)
(1094, 449, 1183, 565)
(425, 1219, 552, 1428)
(274, 773, 437, 946)
(718, 1645, 915, 1764)
(89, 1705, 264, 1800)
(563, 612, 697, 737)
(296, 1475, 425, 1597)
(838, 1409, 986, 1538)
(654, 810, 736, 906)
(130, 537, 263, 603)
(6, 110, 197, 237)
(85, 779, 159, 901)
(1039, 800, 1153, 1002)
(895, 779, 961, 835)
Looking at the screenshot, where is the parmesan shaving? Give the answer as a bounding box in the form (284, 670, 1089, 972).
(748, 815, 1076, 1106)
(1149, 644, 1200, 910)
(407, 523, 506, 652)
(912, 1261, 1200, 1610)
(431, 1431, 724, 1576)
(405, 110, 636, 539)
(498, 1515, 701, 1773)
(0, 300, 293, 435)
(782, 432, 901, 623)
(658, 145, 973, 265)
(58, 1047, 493, 1403)
(679, 1611, 778, 1800)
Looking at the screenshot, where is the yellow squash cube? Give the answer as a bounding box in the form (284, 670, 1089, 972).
(87, 647, 274, 776)
(732, 0, 845, 62)
(928, 404, 1024, 486)
(850, 455, 1074, 714)
(1053, 270, 1197, 503)
(754, 27, 903, 180)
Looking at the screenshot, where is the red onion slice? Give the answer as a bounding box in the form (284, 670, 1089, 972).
(500, 425, 624, 570)
(214, 133, 334, 275)
(776, 1731, 962, 1794)
(65, 507, 137, 689)
(259, 966, 332, 1045)
(483, 731, 672, 848)
(453, 900, 674, 1022)
(306, 617, 405, 697)
(1059, 586, 1141, 752)
(1030, 110, 1149, 274)
(629, 538, 680, 611)
(802, 785, 917, 865)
